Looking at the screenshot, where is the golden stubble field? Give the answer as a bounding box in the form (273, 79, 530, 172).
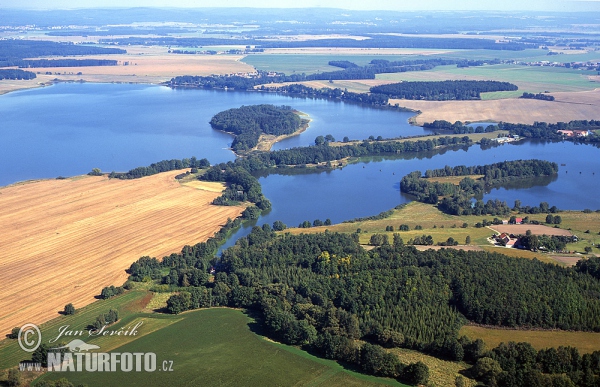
(393, 90, 600, 125)
(0, 170, 243, 336)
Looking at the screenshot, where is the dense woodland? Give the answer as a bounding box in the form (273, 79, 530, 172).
(210, 104, 303, 152)
(370, 80, 518, 100)
(400, 159, 559, 215)
(0, 69, 36, 80)
(0, 39, 125, 67)
(126, 228, 600, 386)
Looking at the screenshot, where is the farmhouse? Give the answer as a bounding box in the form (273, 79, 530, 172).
(557, 129, 590, 137)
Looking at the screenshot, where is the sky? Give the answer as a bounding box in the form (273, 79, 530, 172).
(1, 0, 600, 11)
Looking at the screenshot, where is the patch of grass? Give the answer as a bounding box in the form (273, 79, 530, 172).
(144, 292, 176, 312)
(242, 54, 343, 74)
(389, 348, 477, 387)
(460, 325, 600, 354)
(480, 245, 554, 263)
(38, 308, 407, 387)
(480, 90, 525, 100)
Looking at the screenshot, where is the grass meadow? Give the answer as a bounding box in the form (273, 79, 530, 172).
(36, 308, 408, 387)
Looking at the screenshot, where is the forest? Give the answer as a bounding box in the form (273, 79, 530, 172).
(209, 104, 303, 152)
(399, 159, 559, 215)
(370, 80, 519, 100)
(0, 39, 125, 67)
(126, 227, 600, 386)
(0, 69, 36, 80)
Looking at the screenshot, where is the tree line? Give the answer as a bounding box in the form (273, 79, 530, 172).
(104, 157, 210, 179)
(0, 39, 125, 66)
(101, 35, 533, 51)
(14, 59, 119, 68)
(0, 69, 36, 80)
(423, 119, 500, 134)
(209, 104, 303, 152)
(123, 227, 600, 385)
(520, 92, 555, 101)
(370, 80, 518, 101)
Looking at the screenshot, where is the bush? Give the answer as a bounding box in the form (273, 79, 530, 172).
(100, 285, 124, 299)
(7, 327, 19, 339)
(63, 303, 75, 315)
(402, 361, 429, 385)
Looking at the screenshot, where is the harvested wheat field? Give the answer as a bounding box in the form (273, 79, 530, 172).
(490, 224, 573, 236)
(393, 93, 600, 125)
(0, 170, 243, 336)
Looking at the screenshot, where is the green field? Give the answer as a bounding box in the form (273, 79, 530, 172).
(0, 290, 153, 370)
(376, 64, 599, 94)
(36, 308, 407, 387)
(242, 54, 345, 74)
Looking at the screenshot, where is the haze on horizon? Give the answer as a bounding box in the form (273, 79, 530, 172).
(1, 0, 600, 12)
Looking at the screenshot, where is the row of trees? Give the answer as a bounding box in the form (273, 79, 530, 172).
(520, 92, 555, 101)
(209, 104, 303, 152)
(99, 285, 124, 299)
(104, 157, 210, 179)
(423, 119, 500, 134)
(370, 80, 518, 101)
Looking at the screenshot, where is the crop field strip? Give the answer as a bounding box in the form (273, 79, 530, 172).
(38, 308, 408, 387)
(0, 170, 244, 336)
(0, 290, 151, 369)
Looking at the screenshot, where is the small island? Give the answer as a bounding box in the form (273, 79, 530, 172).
(209, 104, 309, 154)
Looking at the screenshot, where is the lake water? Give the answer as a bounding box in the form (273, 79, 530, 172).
(217, 140, 600, 250)
(0, 83, 424, 186)
(2, 83, 599, 252)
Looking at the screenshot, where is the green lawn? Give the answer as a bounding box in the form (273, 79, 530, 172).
(37, 308, 407, 387)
